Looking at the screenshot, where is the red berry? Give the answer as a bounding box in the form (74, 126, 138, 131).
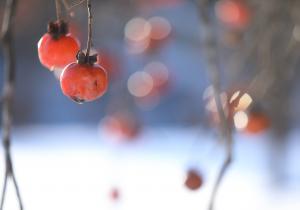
(184, 169, 203, 191)
(38, 33, 80, 71)
(38, 21, 80, 71)
(60, 62, 108, 103)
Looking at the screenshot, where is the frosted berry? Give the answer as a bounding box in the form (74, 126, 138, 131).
(38, 20, 80, 71)
(60, 51, 108, 103)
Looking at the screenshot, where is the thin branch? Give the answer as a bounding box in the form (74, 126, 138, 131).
(86, 0, 92, 60)
(197, 0, 233, 210)
(0, 172, 8, 209)
(0, 0, 23, 209)
(208, 155, 232, 210)
(11, 171, 23, 208)
(55, 0, 63, 20)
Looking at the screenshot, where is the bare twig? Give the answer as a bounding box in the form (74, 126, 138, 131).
(86, 0, 92, 60)
(0, 172, 8, 209)
(197, 0, 233, 209)
(0, 0, 23, 209)
(55, 0, 63, 20)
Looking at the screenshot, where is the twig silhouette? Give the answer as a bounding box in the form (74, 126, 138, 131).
(197, 0, 233, 209)
(0, 0, 23, 209)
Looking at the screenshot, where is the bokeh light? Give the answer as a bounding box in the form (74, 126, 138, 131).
(128, 71, 154, 97)
(234, 111, 249, 130)
(125, 17, 151, 42)
(148, 16, 172, 40)
(230, 91, 253, 111)
(144, 61, 170, 91)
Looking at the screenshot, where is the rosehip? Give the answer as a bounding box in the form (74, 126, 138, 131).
(184, 169, 203, 191)
(60, 52, 108, 103)
(38, 20, 80, 71)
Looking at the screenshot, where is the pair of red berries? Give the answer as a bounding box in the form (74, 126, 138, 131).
(38, 20, 108, 103)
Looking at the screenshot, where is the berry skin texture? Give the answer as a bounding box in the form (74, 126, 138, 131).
(60, 63, 108, 103)
(38, 33, 80, 71)
(184, 169, 203, 191)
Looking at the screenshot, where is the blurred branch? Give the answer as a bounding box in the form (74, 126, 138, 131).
(197, 0, 233, 210)
(0, 0, 23, 210)
(55, 0, 63, 20)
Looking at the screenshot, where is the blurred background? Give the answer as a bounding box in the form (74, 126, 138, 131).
(0, 0, 300, 209)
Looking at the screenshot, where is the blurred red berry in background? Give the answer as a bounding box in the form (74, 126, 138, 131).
(101, 111, 141, 142)
(110, 188, 120, 201)
(184, 169, 203, 191)
(245, 111, 271, 134)
(215, 0, 250, 29)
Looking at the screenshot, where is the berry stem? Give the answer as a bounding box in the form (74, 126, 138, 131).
(55, 0, 63, 21)
(197, 0, 233, 210)
(86, 0, 92, 61)
(0, 0, 24, 210)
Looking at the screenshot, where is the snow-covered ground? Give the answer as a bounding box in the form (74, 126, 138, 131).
(0, 125, 299, 210)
